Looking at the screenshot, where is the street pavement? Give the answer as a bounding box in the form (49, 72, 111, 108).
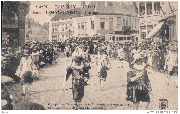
(9, 53, 178, 110)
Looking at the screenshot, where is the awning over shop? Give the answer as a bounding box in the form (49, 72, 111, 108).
(1, 76, 13, 83)
(146, 22, 164, 39)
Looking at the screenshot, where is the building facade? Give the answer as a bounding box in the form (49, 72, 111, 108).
(49, 1, 139, 42)
(49, 18, 74, 42)
(2, 1, 30, 48)
(137, 1, 178, 44)
(25, 18, 42, 43)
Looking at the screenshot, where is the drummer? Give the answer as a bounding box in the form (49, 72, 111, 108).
(126, 55, 151, 110)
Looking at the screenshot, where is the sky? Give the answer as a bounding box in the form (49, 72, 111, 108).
(29, 1, 65, 25)
(28, 1, 178, 25)
(28, 1, 90, 25)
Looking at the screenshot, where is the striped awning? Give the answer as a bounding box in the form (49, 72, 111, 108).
(146, 22, 164, 39)
(1, 76, 13, 83)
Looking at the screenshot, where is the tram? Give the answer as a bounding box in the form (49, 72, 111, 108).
(106, 34, 139, 44)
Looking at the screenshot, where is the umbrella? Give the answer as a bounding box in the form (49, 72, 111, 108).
(1, 76, 13, 83)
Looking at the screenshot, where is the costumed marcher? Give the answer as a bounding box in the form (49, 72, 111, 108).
(15, 49, 35, 96)
(166, 46, 178, 86)
(65, 46, 88, 109)
(126, 55, 152, 110)
(117, 46, 125, 68)
(147, 52, 153, 68)
(107, 44, 112, 58)
(47, 46, 54, 65)
(30, 48, 39, 79)
(98, 51, 111, 90)
(84, 49, 91, 62)
(65, 44, 71, 60)
(113, 45, 118, 59)
(53, 45, 58, 63)
(66, 55, 85, 109)
(44, 48, 49, 65)
(31, 46, 40, 68)
(38, 48, 46, 68)
(83, 49, 91, 85)
(152, 48, 160, 71)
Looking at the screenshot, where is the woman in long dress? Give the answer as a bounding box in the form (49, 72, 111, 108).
(15, 49, 35, 96)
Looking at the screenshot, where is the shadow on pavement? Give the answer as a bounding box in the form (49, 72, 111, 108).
(29, 102, 46, 110)
(14, 101, 46, 110)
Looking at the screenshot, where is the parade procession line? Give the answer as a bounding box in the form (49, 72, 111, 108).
(8, 55, 178, 110)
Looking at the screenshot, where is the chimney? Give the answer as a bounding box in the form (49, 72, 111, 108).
(81, 1, 85, 7)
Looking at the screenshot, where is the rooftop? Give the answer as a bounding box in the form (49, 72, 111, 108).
(52, 1, 137, 20)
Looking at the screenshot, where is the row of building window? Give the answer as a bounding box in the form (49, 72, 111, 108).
(139, 2, 160, 16)
(52, 18, 73, 22)
(140, 25, 154, 39)
(100, 17, 138, 29)
(78, 22, 86, 30)
(52, 34, 70, 41)
(110, 37, 131, 41)
(78, 20, 95, 30)
(78, 34, 89, 36)
(52, 17, 138, 32)
(52, 24, 73, 33)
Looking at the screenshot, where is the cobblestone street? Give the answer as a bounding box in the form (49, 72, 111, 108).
(8, 54, 178, 110)
(1, 1, 178, 111)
